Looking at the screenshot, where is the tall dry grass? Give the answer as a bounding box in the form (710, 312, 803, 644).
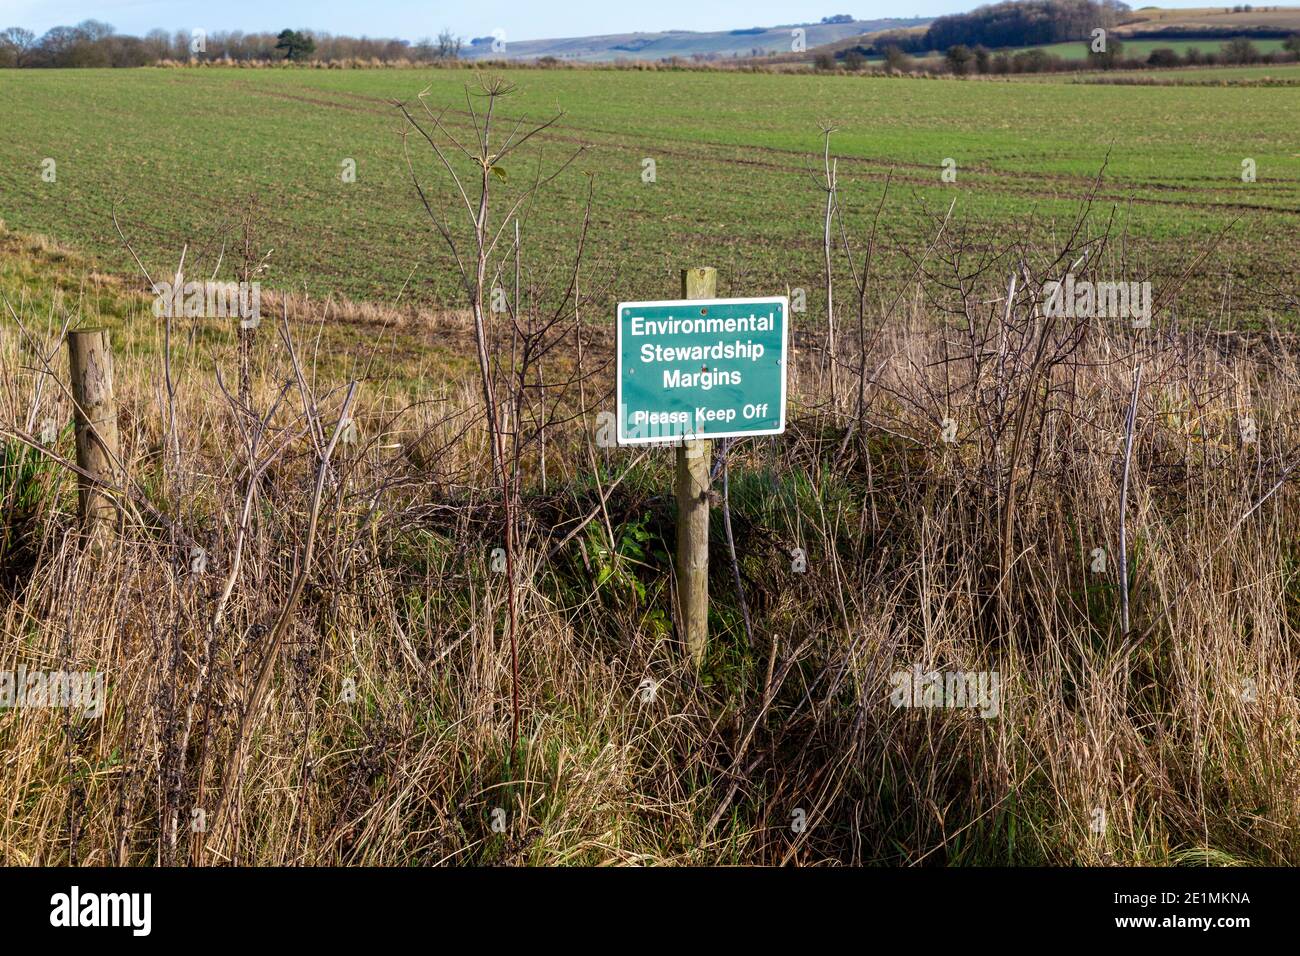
(2, 219, 1297, 864)
(3, 86, 1298, 863)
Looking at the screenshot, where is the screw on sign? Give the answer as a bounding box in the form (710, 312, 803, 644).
(615, 268, 789, 667)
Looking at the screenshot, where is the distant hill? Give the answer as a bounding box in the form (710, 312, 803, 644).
(460, 18, 932, 62)
(806, 4, 1300, 60)
(808, 24, 931, 58)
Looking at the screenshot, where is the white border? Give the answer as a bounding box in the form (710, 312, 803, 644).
(615, 296, 789, 445)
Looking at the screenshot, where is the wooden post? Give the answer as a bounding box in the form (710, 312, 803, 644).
(68, 328, 120, 538)
(677, 267, 715, 667)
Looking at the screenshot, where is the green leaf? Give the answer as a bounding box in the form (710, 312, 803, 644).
(490, 165, 507, 182)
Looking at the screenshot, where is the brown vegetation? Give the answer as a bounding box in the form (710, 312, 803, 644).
(1, 92, 1298, 866)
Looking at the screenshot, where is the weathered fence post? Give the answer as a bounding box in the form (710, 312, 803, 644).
(677, 267, 715, 667)
(68, 328, 120, 539)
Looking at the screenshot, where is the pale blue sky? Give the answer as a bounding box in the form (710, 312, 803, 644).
(3, 0, 1221, 42)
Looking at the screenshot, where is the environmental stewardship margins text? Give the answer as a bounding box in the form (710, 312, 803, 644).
(616, 297, 788, 444)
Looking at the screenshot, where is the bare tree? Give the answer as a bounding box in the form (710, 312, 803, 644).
(436, 29, 462, 60)
(0, 27, 36, 66)
(397, 77, 588, 748)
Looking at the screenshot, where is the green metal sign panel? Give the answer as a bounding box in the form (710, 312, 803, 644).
(616, 296, 788, 444)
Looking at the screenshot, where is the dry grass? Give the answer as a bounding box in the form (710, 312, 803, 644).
(2, 207, 1299, 866)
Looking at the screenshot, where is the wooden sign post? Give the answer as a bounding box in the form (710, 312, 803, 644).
(676, 267, 716, 666)
(615, 268, 789, 667)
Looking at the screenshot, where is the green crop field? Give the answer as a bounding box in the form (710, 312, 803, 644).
(1060, 61, 1300, 81)
(0, 65, 1295, 321)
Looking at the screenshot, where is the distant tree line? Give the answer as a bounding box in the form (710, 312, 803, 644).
(0, 20, 465, 67)
(924, 0, 1130, 50)
(830, 34, 1300, 74)
(1124, 26, 1299, 40)
(938, 35, 1298, 73)
(858, 0, 1130, 55)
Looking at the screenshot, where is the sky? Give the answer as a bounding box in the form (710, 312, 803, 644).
(3, 0, 1225, 42)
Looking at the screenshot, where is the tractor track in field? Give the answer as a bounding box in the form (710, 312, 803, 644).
(229, 81, 1300, 221)
(1, 74, 1292, 325)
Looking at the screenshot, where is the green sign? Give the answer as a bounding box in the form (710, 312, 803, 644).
(616, 296, 788, 445)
